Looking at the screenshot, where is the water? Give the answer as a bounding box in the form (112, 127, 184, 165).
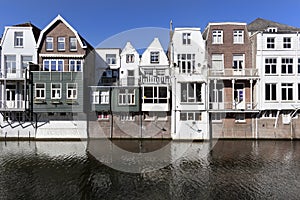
(0, 140, 299, 200)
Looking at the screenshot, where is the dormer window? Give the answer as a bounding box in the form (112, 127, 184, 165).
(150, 51, 159, 63)
(267, 27, 278, 33)
(14, 32, 23, 47)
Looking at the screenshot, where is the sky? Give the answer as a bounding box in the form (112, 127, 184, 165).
(1, 0, 300, 47)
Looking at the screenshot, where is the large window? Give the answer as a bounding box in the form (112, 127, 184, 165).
(69, 60, 82, 71)
(211, 54, 224, 71)
(283, 37, 291, 48)
(51, 83, 61, 99)
(281, 58, 293, 74)
(265, 58, 277, 74)
(182, 33, 191, 45)
(46, 37, 53, 51)
(143, 86, 168, 103)
(281, 83, 293, 101)
(106, 54, 116, 65)
(14, 32, 23, 47)
(118, 89, 135, 105)
(265, 83, 277, 101)
(233, 30, 244, 44)
(233, 54, 244, 71)
(181, 82, 202, 103)
(180, 112, 202, 121)
(43, 60, 63, 71)
(67, 83, 77, 99)
(177, 54, 195, 74)
(150, 51, 159, 63)
(57, 37, 65, 51)
(5, 55, 16, 73)
(69, 37, 77, 51)
(267, 37, 275, 49)
(212, 30, 223, 44)
(100, 91, 109, 104)
(35, 83, 46, 99)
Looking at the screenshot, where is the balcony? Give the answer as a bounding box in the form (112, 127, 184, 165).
(209, 102, 258, 112)
(0, 69, 27, 80)
(0, 100, 27, 111)
(140, 75, 171, 84)
(208, 68, 259, 79)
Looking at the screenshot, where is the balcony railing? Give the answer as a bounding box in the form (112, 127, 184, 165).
(208, 68, 258, 78)
(0, 69, 27, 79)
(209, 102, 258, 111)
(140, 75, 171, 84)
(0, 100, 27, 111)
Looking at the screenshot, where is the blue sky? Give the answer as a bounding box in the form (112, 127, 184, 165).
(1, 0, 300, 47)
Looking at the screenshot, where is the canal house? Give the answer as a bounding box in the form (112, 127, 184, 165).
(170, 27, 209, 139)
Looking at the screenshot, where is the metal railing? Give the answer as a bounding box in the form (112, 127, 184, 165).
(209, 102, 258, 111)
(140, 75, 171, 84)
(0, 100, 27, 110)
(208, 68, 258, 77)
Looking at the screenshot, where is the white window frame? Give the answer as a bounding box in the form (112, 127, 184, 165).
(92, 91, 99, 104)
(46, 37, 53, 51)
(235, 113, 246, 123)
(69, 60, 82, 72)
(143, 86, 168, 104)
(69, 37, 77, 51)
(281, 58, 293, 75)
(211, 54, 224, 71)
(5, 55, 16, 73)
(51, 83, 62, 99)
(267, 37, 275, 49)
(182, 33, 191, 45)
(21, 56, 33, 70)
(35, 83, 46, 99)
(126, 54, 135, 63)
(265, 83, 277, 101)
(43, 60, 64, 71)
(67, 83, 77, 99)
(233, 54, 244, 71)
(14, 32, 23, 47)
(212, 30, 223, 44)
(57, 37, 65, 51)
(211, 113, 223, 123)
(265, 58, 277, 75)
(150, 51, 159, 63)
(181, 82, 202, 103)
(118, 89, 135, 105)
(233, 30, 244, 44)
(100, 91, 109, 104)
(177, 54, 195, 74)
(106, 54, 117, 65)
(283, 37, 291, 49)
(180, 112, 202, 121)
(281, 83, 293, 101)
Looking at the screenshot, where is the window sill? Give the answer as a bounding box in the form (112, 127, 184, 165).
(66, 99, 78, 105)
(14, 46, 24, 48)
(34, 99, 46, 104)
(235, 120, 246, 124)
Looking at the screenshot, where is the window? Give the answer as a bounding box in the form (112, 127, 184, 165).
(51, 83, 61, 99)
(106, 54, 116, 65)
(5, 55, 16, 73)
(57, 37, 65, 51)
(46, 37, 53, 51)
(267, 27, 277, 33)
(118, 89, 135, 105)
(233, 54, 244, 71)
(69, 37, 77, 51)
(35, 83, 45, 99)
(281, 58, 293, 74)
(281, 83, 293, 101)
(21, 56, 33, 70)
(283, 37, 291, 48)
(298, 84, 300, 100)
(298, 58, 300, 74)
(97, 112, 109, 120)
(265, 83, 277, 101)
(127, 70, 135, 86)
(150, 51, 159, 63)
(180, 112, 202, 121)
(126, 54, 135, 63)
(234, 83, 244, 103)
(92, 91, 99, 104)
(233, 30, 244, 44)
(69, 60, 82, 71)
(212, 82, 224, 103)
(265, 58, 277, 74)
(262, 110, 277, 118)
(67, 83, 77, 99)
(120, 113, 135, 121)
(267, 37, 275, 49)
(100, 91, 109, 104)
(43, 60, 63, 71)
(177, 54, 195, 73)
(235, 113, 245, 123)
(212, 30, 223, 44)
(211, 113, 223, 122)
(14, 32, 23, 47)
(181, 82, 202, 103)
(143, 86, 168, 103)
(182, 33, 191, 45)
(211, 54, 224, 71)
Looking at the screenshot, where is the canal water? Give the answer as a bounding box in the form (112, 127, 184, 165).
(0, 140, 299, 200)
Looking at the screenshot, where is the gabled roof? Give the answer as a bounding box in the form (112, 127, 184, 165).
(13, 22, 41, 42)
(121, 42, 138, 55)
(37, 14, 89, 49)
(247, 18, 300, 33)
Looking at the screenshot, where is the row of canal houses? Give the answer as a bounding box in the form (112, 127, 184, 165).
(1, 15, 300, 140)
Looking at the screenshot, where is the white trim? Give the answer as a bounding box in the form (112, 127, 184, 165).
(39, 54, 85, 58)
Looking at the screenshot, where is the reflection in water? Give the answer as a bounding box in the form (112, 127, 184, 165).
(0, 140, 299, 199)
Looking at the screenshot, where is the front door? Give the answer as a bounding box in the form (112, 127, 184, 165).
(234, 83, 245, 109)
(6, 84, 17, 108)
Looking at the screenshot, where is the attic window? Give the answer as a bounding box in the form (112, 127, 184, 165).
(267, 27, 277, 33)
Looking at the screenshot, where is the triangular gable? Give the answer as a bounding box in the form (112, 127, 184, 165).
(121, 42, 139, 55)
(140, 38, 169, 66)
(37, 14, 86, 49)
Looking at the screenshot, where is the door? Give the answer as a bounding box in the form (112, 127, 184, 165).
(234, 83, 245, 109)
(233, 54, 244, 75)
(6, 84, 17, 108)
